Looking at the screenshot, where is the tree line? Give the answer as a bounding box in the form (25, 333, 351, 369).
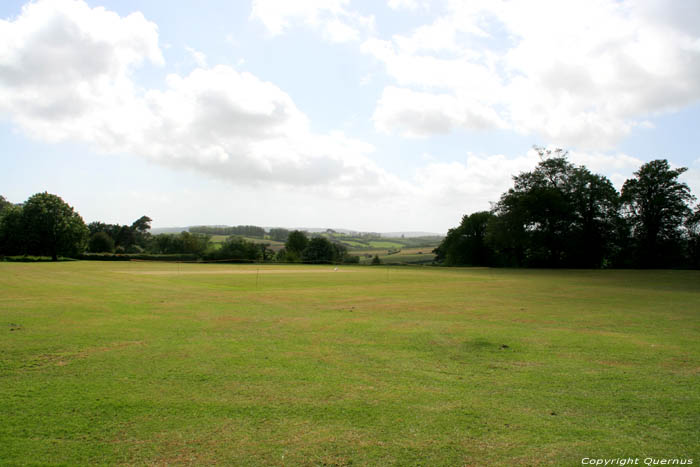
(434, 148, 700, 268)
(0, 193, 358, 264)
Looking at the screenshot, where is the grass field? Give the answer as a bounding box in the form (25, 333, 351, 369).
(1, 262, 698, 465)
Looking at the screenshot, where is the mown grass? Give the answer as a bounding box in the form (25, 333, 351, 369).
(1, 262, 698, 465)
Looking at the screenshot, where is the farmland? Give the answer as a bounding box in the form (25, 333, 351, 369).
(1, 262, 698, 465)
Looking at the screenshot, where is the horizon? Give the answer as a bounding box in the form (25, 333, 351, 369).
(1, 0, 699, 232)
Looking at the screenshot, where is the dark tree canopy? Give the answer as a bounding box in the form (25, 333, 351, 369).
(434, 211, 494, 266)
(621, 159, 695, 267)
(435, 147, 700, 269)
(0, 204, 24, 256)
(285, 230, 309, 255)
(213, 236, 263, 262)
(21, 192, 88, 260)
(302, 237, 348, 264)
(88, 231, 115, 253)
(489, 150, 620, 267)
(302, 237, 336, 263)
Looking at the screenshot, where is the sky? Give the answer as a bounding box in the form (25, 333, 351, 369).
(1, 0, 699, 233)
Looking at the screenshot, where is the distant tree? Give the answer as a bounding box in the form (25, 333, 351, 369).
(212, 236, 262, 262)
(21, 192, 88, 260)
(88, 232, 115, 253)
(276, 248, 300, 263)
(114, 224, 135, 249)
(621, 159, 695, 267)
(285, 230, 309, 256)
(268, 228, 290, 242)
(131, 215, 152, 233)
(302, 237, 336, 263)
(152, 232, 209, 256)
(371, 254, 381, 265)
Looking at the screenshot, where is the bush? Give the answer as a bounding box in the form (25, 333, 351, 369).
(88, 232, 115, 253)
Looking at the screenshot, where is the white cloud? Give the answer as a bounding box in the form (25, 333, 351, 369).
(0, 0, 397, 195)
(373, 86, 505, 137)
(0, 0, 162, 144)
(185, 46, 207, 68)
(250, 0, 374, 43)
(364, 0, 700, 149)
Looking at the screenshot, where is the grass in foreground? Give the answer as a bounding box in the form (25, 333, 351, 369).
(0, 262, 698, 465)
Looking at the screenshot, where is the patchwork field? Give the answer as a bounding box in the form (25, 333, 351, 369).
(1, 262, 698, 465)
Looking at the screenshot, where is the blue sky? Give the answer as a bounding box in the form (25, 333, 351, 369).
(1, 0, 699, 232)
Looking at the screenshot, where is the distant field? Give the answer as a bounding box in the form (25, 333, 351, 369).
(339, 240, 367, 247)
(367, 240, 405, 249)
(355, 247, 437, 264)
(207, 235, 285, 251)
(1, 262, 698, 465)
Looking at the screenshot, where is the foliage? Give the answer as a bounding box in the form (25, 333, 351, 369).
(268, 227, 290, 242)
(621, 159, 695, 267)
(371, 254, 381, 265)
(0, 204, 25, 256)
(434, 211, 494, 266)
(300, 237, 351, 264)
(190, 225, 266, 238)
(205, 236, 264, 262)
(88, 232, 115, 253)
(439, 149, 697, 268)
(489, 149, 620, 267)
(88, 215, 152, 251)
(21, 192, 88, 261)
(285, 230, 309, 257)
(0, 195, 11, 215)
(302, 237, 337, 263)
(152, 232, 210, 256)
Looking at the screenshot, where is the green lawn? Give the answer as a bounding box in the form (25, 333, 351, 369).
(1, 262, 698, 465)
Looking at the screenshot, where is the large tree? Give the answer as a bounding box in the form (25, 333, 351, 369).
(490, 148, 620, 267)
(0, 204, 25, 256)
(302, 237, 338, 264)
(22, 192, 88, 260)
(621, 159, 695, 267)
(434, 211, 494, 266)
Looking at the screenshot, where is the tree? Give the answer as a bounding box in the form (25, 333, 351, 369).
(0, 195, 11, 215)
(566, 168, 621, 267)
(621, 159, 695, 267)
(686, 205, 700, 268)
(269, 228, 290, 242)
(302, 237, 340, 264)
(88, 232, 115, 253)
(489, 147, 620, 267)
(212, 236, 262, 262)
(21, 192, 88, 260)
(434, 211, 494, 266)
(0, 204, 25, 256)
(371, 254, 381, 265)
(285, 230, 309, 256)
